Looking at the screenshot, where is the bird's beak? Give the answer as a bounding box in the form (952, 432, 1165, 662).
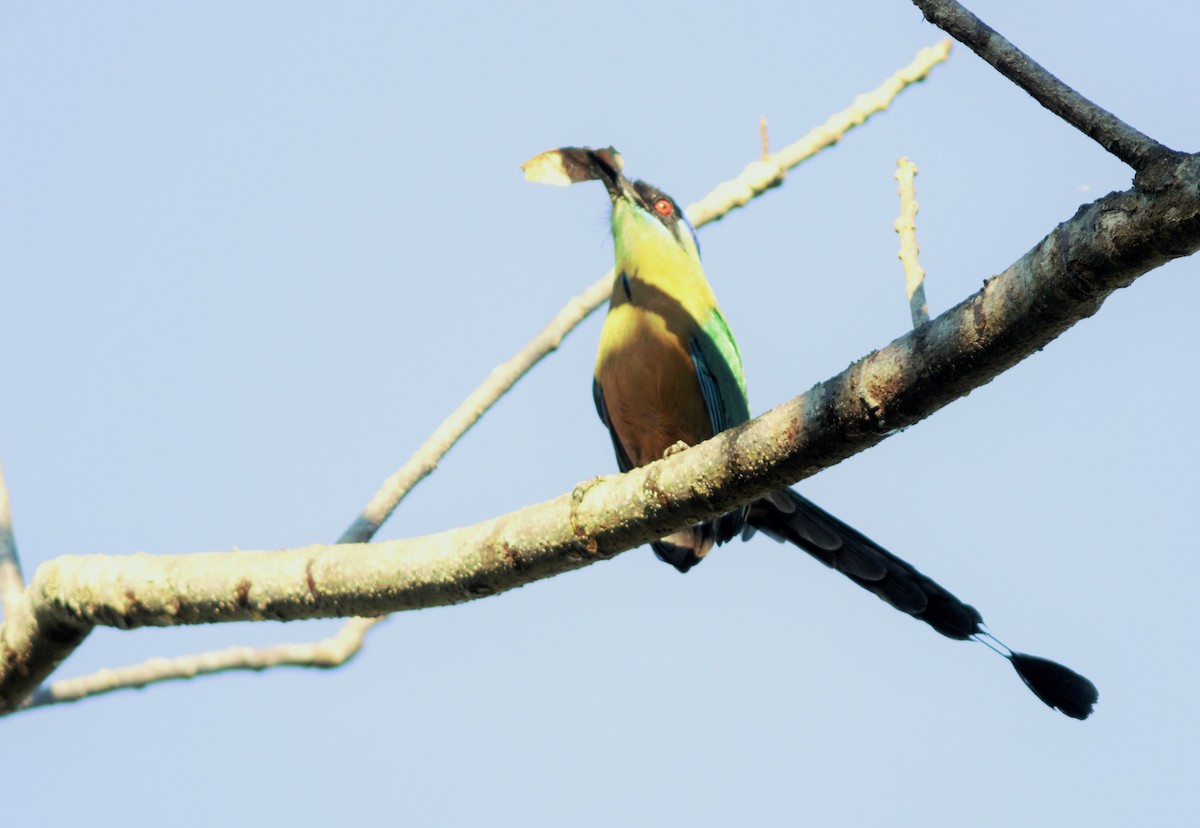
(602, 170, 642, 209)
(521, 146, 630, 202)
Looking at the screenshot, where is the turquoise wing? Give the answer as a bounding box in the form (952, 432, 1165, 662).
(688, 307, 751, 543)
(689, 307, 750, 432)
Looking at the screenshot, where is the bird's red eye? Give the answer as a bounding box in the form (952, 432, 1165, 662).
(654, 198, 673, 216)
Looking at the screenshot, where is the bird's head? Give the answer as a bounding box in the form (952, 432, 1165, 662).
(522, 146, 701, 263)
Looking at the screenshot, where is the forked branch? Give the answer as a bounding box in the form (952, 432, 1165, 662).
(7, 150, 1200, 714)
(11, 41, 954, 713)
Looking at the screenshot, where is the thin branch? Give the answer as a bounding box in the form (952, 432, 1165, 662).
(912, 0, 1178, 171)
(894, 157, 930, 327)
(340, 278, 612, 544)
(687, 40, 953, 227)
(6, 40, 956, 712)
(0, 460, 24, 618)
(18, 618, 375, 710)
(6, 151, 1200, 715)
(17, 279, 610, 709)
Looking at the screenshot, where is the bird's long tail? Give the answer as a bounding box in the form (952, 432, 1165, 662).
(744, 487, 1098, 719)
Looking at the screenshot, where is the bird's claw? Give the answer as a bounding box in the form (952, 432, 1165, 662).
(662, 441, 691, 458)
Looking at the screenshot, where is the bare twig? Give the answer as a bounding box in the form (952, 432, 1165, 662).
(7, 149, 1200, 715)
(0, 460, 24, 618)
(340, 278, 612, 544)
(759, 116, 770, 161)
(688, 40, 953, 227)
(894, 157, 929, 327)
(8, 41, 955, 713)
(912, 0, 1179, 172)
(19, 618, 374, 710)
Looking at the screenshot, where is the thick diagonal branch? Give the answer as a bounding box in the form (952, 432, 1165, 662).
(6, 153, 1199, 715)
(913, 0, 1179, 171)
(17, 39, 954, 713)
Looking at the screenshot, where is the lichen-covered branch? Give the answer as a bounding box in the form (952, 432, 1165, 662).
(6, 151, 1199, 715)
(10, 41, 954, 713)
(1, 591, 92, 714)
(912, 0, 1178, 172)
(894, 157, 929, 327)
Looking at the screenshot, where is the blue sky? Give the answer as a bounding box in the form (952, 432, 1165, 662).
(2, 2, 1197, 826)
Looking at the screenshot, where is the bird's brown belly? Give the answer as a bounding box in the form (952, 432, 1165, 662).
(595, 305, 713, 468)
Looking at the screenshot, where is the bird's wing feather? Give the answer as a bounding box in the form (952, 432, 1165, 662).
(592, 376, 635, 474)
(688, 307, 750, 432)
(688, 308, 751, 543)
(690, 339, 729, 434)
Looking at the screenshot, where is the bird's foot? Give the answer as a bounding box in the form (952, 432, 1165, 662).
(662, 441, 691, 458)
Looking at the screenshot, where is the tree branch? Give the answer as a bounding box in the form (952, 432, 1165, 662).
(687, 40, 953, 227)
(340, 278, 612, 544)
(912, 0, 1180, 172)
(1, 590, 91, 714)
(12, 39, 956, 713)
(894, 157, 929, 327)
(6, 150, 1199, 715)
(17, 618, 374, 710)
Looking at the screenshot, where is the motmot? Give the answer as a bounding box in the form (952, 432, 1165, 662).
(522, 146, 1097, 719)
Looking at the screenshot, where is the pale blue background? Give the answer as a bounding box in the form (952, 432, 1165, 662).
(2, 2, 1196, 826)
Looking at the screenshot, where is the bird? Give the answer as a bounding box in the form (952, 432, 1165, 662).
(522, 145, 1098, 720)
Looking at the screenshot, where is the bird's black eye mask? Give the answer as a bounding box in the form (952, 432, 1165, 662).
(631, 179, 701, 256)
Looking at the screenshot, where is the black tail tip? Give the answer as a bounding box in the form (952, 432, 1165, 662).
(1010, 652, 1098, 720)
